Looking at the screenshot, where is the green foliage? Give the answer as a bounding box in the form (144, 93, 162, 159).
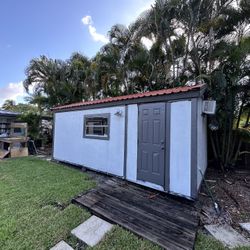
(18, 112, 41, 139)
(23, 0, 250, 169)
(208, 34, 250, 169)
(1, 100, 38, 113)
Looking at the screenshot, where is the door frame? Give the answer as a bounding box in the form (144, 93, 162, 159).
(137, 102, 170, 191)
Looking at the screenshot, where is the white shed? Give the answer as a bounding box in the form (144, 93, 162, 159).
(52, 84, 207, 199)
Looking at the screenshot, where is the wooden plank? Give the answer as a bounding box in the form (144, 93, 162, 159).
(88, 193, 194, 249)
(90, 190, 196, 240)
(106, 179, 197, 211)
(94, 189, 196, 240)
(0, 138, 28, 143)
(95, 186, 197, 231)
(73, 179, 199, 250)
(10, 147, 28, 158)
(10, 122, 27, 128)
(75, 195, 191, 250)
(75, 193, 196, 249)
(0, 149, 10, 159)
(102, 181, 197, 216)
(101, 181, 198, 221)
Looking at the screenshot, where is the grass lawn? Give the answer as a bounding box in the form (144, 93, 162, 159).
(0, 157, 159, 250)
(195, 233, 250, 250)
(0, 157, 95, 250)
(0, 157, 249, 250)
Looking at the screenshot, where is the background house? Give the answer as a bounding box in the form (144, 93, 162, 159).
(0, 110, 20, 137)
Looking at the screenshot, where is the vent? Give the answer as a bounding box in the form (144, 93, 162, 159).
(203, 100, 216, 115)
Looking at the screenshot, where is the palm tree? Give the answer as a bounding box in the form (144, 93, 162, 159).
(131, 0, 184, 86)
(23, 56, 68, 105)
(2, 100, 16, 110)
(92, 24, 146, 96)
(23, 54, 93, 107)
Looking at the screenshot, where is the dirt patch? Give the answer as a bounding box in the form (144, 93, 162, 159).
(42, 201, 69, 210)
(36, 147, 52, 156)
(199, 167, 250, 238)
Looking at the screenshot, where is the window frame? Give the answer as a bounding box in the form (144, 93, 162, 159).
(83, 113, 110, 140)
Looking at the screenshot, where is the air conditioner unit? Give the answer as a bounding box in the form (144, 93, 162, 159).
(202, 100, 216, 115)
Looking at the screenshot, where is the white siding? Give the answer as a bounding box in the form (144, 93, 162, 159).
(53, 106, 125, 176)
(197, 98, 207, 189)
(169, 101, 191, 197)
(126, 104, 138, 181)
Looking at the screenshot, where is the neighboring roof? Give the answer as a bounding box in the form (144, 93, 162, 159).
(0, 110, 20, 117)
(52, 84, 206, 112)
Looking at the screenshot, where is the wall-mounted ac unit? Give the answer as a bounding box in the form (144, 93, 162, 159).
(202, 100, 216, 115)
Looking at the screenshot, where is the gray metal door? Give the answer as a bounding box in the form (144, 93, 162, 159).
(137, 103, 166, 186)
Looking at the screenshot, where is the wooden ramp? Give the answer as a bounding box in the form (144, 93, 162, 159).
(0, 149, 10, 159)
(73, 178, 199, 250)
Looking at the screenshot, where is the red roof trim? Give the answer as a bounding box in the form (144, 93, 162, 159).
(52, 84, 205, 111)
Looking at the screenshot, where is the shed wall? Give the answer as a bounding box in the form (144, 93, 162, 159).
(169, 101, 192, 197)
(197, 98, 207, 189)
(53, 98, 204, 198)
(53, 106, 125, 176)
(126, 104, 138, 181)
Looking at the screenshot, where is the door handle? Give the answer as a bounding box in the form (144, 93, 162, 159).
(161, 140, 165, 150)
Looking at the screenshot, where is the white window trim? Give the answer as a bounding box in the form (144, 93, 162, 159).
(83, 113, 110, 140)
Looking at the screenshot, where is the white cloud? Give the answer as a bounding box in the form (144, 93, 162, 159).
(141, 37, 154, 50)
(81, 15, 108, 44)
(81, 1, 154, 44)
(0, 82, 26, 107)
(81, 15, 92, 25)
(88, 25, 109, 43)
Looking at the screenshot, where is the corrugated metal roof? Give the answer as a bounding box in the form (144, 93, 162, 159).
(0, 110, 20, 117)
(52, 84, 205, 111)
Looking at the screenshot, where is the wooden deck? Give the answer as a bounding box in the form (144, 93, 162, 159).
(73, 178, 200, 250)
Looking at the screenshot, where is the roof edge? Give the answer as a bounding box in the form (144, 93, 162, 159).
(0, 110, 21, 117)
(52, 84, 206, 113)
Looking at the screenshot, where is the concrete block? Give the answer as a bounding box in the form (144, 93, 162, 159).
(71, 215, 113, 247)
(205, 224, 250, 248)
(50, 240, 73, 250)
(240, 223, 250, 234)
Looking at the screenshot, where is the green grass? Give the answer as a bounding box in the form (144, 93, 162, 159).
(0, 157, 95, 250)
(1, 157, 249, 250)
(195, 233, 250, 250)
(195, 233, 226, 250)
(89, 226, 161, 250)
(0, 157, 161, 250)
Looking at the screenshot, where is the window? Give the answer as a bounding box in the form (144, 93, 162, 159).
(83, 114, 110, 139)
(13, 127, 25, 136)
(14, 128, 22, 133)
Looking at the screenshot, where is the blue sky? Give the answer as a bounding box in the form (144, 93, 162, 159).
(0, 0, 154, 106)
